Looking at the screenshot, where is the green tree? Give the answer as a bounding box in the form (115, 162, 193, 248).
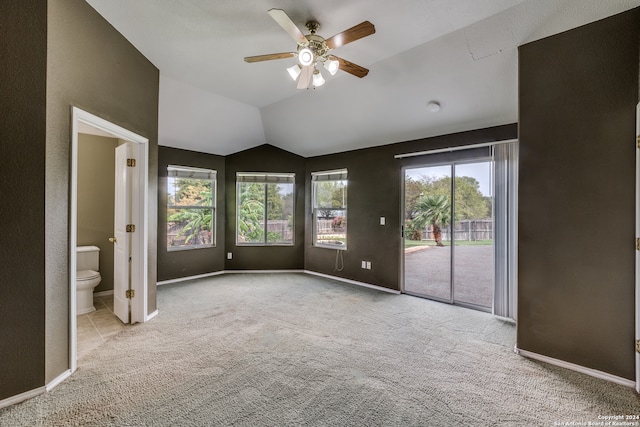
(404, 175, 489, 222)
(412, 194, 451, 246)
(452, 176, 489, 221)
(167, 207, 212, 245)
(167, 177, 213, 245)
(237, 183, 265, 243)
(267, 183, 294, 243)
(266, 184, 285, 220)
(404, 177, 425, 222)
(316, 181, 347, 218)
(404, 218, 423, 241)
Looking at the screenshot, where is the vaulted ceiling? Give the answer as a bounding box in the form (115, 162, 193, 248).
(85, 0, 640, 157)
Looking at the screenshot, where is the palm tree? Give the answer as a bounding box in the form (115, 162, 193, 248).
(413, 194, 451, 246)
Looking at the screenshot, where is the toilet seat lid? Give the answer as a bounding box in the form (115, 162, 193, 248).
(77, 269, 100, 281)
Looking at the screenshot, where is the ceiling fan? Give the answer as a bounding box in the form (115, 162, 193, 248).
(244, 9, 375, 89)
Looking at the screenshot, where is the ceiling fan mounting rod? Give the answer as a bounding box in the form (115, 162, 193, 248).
(305, 20, 320, 34)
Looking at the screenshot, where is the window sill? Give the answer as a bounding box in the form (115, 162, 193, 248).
(314, 242, 347, 250)
(235, 243, 295, 247)
(167, 244, 215, 252)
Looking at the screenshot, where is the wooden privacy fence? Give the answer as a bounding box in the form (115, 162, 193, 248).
(316, 219, 346, 236)
(424, 219, 493, 241)
(266, 220, 293, 239)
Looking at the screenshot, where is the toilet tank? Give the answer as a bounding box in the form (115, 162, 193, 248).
(77, 246, 100, 271)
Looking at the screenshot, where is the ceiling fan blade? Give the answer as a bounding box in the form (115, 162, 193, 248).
(244, 52, 296, 63)
(331, 56, 369, 78)
(268, 8, 308, 45)
(297, 65, 313, 89)
(325, 21, 375, 50)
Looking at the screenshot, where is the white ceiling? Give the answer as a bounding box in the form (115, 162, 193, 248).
(85, 0, 640, 157)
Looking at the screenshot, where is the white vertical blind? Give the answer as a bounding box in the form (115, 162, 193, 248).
(493, 141, 518, 319)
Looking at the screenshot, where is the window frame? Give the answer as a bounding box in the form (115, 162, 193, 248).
(166, 165, 216, 251)
(312, 169, 348, 250)
(236, 172, 296, 246)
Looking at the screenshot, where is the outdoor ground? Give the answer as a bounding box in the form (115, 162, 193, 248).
(404, 244, 494, 308)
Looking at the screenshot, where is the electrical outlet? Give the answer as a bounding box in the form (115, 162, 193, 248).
(380, 217, 386, 225)
(366, 261, 372, 270)
(361, 260, 366, 269)
(227, 252, 233, 260)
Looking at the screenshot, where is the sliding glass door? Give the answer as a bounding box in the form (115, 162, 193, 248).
(403, 160, 494, 311)
(451, 162, 493, 309)
(403, 165, 452, 302)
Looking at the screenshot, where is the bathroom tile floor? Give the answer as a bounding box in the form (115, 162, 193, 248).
(77, 295, 127, 359)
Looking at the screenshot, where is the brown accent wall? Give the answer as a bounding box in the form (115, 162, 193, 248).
(225, 145, 306, 270)
(158, 127, 514, 284)
(518, 8, 640, 380)
(45, 0, 159, 383)
(158, 146, 226, 280)
(0, 0, 47, 400)
(305, 125, 517, 290)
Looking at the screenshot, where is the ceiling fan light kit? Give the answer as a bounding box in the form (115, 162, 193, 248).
(244, 9, 375, 89)
(298, 47, 315, 66)
(312, 69, 325, 87)
(287, 64, 302, 80)
(323, 58, 339, 76)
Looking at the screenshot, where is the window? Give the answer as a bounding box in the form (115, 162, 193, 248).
(236, 173, 295, 245)
(312, 169, 347, 249)
(167, 166, 216, 250)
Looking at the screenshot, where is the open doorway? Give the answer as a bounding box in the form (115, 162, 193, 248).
(70, 107, 150, 373)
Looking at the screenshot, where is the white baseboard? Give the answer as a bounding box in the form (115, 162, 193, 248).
(157, 270, 308, 286)
(145, 309, 159, 322)
(514, 346, 636, 388)
(0, 370, 73, 410)
(303, 270, 401, 294)
(0, 386, 45, 410)
(156, 269, 400, 296)
(224, 269, 305, 274)
(157, 271, 225, 286)
(46, 370, 71, 392)
(93, 290, 113, 298)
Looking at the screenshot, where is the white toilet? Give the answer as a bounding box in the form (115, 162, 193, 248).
(76, 246, 102, 315)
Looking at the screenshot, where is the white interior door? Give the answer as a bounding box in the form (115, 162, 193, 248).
(114, 142, 131, 323)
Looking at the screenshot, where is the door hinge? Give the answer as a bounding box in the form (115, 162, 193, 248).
(126, 289, 135, 299)
(636, 339, 640, 353)
(126, 224, 135, 233)
(636, 136, 640, 149)
(127, 158, 136, 167)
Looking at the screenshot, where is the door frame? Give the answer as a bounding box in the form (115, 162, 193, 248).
(401, 161, 453, 302)
(397, 139, 518, 314)
(635, 102, 640, 393)
(400, 158, 493, 312)
(70, 107, 149, 373)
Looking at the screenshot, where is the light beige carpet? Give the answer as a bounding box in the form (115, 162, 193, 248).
(1, 273, 638, 426)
